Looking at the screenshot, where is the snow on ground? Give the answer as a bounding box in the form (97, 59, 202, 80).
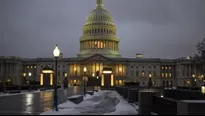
(40, 90, 138, 115)
(68, 95, 82, 99)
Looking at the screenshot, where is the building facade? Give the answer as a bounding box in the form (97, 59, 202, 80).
(0, 0, 203, 87)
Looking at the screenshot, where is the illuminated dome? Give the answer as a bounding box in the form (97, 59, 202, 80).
(77, 0, 121, 58)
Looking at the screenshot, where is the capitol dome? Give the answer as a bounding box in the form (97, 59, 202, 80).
(77, 0, 121, 58)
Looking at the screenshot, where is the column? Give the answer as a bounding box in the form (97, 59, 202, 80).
(114, 42, 116, 51)
(113, 41, 114, 50)
(50, 74, 53, 85)
(111, 74, 114, 86)
(40, 74, 43, 85)
(106, 41, 108, 49)
(101, 74, 104, 86)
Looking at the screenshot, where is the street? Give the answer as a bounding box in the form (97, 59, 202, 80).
(0, 87, 83, 115)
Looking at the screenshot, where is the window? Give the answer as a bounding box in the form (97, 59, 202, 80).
(162, 73, 164, 78)
(58, 65, 60, 68)
(131, 71, 134, 76)
(34, 66, 36, 68)
(131, 66, 133, 68)
(165, 67, 167, 69)
(136, 71, 139, 76)
(136, 66, 138, 68)
(154, 66, 156, 68)
(27, 66, 29, 68)
(154, 71, 156, 76)
(58, 72, 60, 76)
(169, 67, 171, 70)
(41, 65, 43, 68)
(165, 73, 168, 78)
(149, 66, 151, 68)
(31, 66, 33, 68)
(162, 67, 164, 70)
(23, 73, 26, 77)
(142, 71, 145, 77)
(64, 72, 68, 77)
(169, 73, 172, 77)
(63, 65, 65, 68)
(143, 66, 145, 69)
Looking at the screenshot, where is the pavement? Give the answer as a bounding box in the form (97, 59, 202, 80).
(0, 87, 83, 115)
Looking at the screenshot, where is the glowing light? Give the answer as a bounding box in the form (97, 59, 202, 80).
(40, 74, 43, 85)
(111, 74, 114, 86)
(192, 74, 196, 78)
(83, 66, 87, 73)
(53, 45, 60, 57)
(42, 70, 54, 74)
(149, 74, 152, 78)
(201, 86, 205, 94)
(23, 73, 26, 77)
(161, 95, 164, 98)
(50, 74, 53, 85)
(97, 76, 99, 79)
(102, 71, 112, 74)
(92, 73, 95, 77)
(28, 72, 32, 76)
(101, 74, 104, 86)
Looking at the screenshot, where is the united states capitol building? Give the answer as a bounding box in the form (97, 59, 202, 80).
(0, 0, 203, 87)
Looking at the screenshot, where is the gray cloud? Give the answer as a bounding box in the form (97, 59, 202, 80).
(0, 0, 205, 58)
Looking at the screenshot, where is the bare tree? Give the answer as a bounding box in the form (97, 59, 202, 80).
(196, 38, 205, 81)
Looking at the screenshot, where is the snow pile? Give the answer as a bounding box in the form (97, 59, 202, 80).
(40, 90, 138, 115)
(68, 95, 82, 99)
(104, 92, 138, 115)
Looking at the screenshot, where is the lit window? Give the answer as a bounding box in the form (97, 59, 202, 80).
(187, 80, 190, 85)
(142, 71, 145, 77)
(169, 67, 171, 69)
(34, 66, 36, 68)
(165, 73, 168, 77)
(169, 73, 172, 77)
(162, 67, 164, 70)
(31, 66, 33, 68)
(23, 73, 26, 77)
(149, 74, 152, 78)
(162, 73, 164, 78)
(165, 67, 167, 69)
(27, 66, 29, 68)
(119, 80, 122, 85)
(64, 73, 68, 77)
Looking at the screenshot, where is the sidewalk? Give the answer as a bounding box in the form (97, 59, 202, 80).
(41, 90, 138, 115)
(0, 89, 54, 97)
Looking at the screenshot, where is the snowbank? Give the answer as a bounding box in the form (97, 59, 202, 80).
(40, 90, 138, 115)
(104, 91, 138, 115)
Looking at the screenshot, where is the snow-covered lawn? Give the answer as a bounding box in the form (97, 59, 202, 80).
(40, 90, 138, 115)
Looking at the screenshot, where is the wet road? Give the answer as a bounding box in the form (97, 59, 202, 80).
(0, 87, 83, 115)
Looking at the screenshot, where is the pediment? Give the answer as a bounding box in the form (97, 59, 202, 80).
(83, 54, 111, 62)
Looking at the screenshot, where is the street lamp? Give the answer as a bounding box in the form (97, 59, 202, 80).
(53, 44, 60, 111)
(83, 66, 88, 96)
(28, 72, 32, 92)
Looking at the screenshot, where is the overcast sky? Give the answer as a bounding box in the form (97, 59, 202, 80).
(0, 0, 205, 59)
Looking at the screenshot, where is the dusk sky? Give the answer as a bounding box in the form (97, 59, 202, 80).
(0, 0, 205, 58)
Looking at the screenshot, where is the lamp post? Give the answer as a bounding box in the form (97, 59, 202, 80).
(28, 72, 31, 92)
(53, 44, 60, 111)
(191, 74, 196, 88)
(83, 66, 87, 96)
